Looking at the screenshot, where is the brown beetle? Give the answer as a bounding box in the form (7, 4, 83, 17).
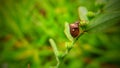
(69, 21, 80, 38)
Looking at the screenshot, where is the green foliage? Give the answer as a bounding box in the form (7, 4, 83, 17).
(87, 0, 120, 32)
(0, 0, 120, 68)
(64, 22, 73, 41)
(87, 12, 120, 32)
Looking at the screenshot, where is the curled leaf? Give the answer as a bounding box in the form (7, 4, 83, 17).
(78, 6, 89, 23)
(49, 38, 59, 57)
(64, 22, 73, 41)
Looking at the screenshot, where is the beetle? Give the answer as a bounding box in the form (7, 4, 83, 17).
(69, 21, 80, 38)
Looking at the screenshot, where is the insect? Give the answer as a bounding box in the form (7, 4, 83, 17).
(69, 21, 80, 38)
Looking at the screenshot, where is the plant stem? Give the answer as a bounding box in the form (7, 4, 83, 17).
(64, 32, 84, 57)
(57, 32, 84, 68)
(49, 31, 84, 68)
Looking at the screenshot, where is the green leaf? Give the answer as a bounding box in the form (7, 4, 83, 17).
(87, 0, 120, 32)
(78, 6, 89, 21)
(64, 22, 73, 41)
(104, 0, 120, 12)
(49, 38, 59, 57)
(87, 12, 120, 32)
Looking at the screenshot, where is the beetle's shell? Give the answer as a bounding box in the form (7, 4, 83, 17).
(69, 21, 80, 38)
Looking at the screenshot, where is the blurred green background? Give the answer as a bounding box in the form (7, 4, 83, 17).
(0, 0, 120, 68)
